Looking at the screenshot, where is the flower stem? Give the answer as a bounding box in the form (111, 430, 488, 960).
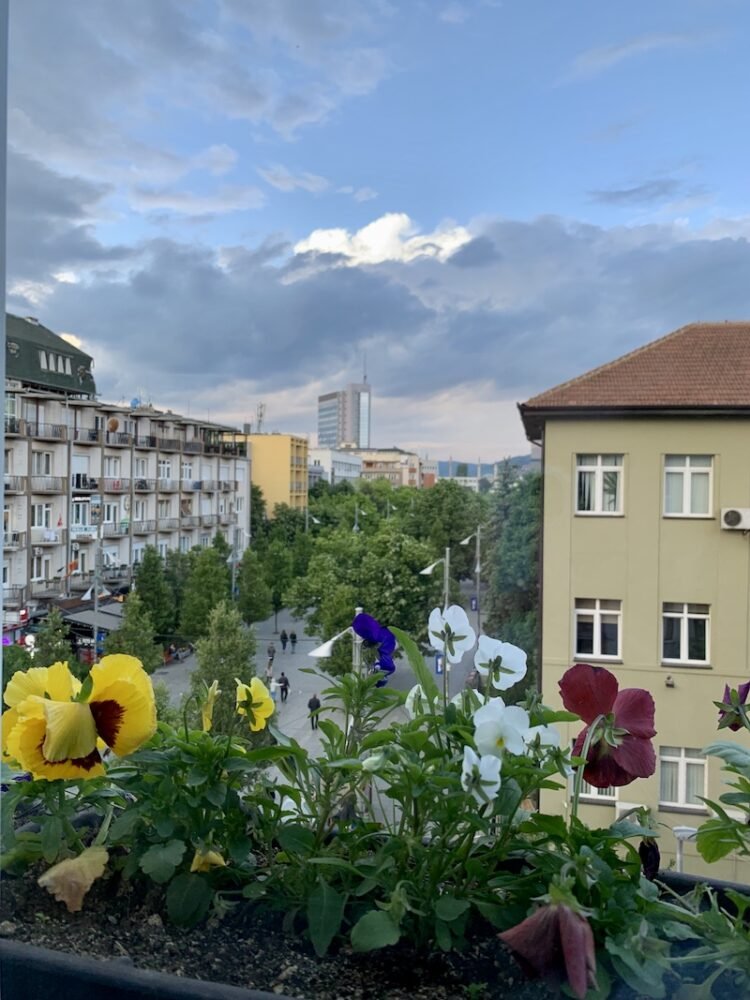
(570, 714, 605, 822)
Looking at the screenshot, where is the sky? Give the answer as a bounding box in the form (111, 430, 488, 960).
(6, 0, 750, 460)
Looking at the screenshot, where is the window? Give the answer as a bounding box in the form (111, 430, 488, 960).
(662, 603, 710, 664)
(158, 499, 171, 518)
(31, 554, 50, 580)
(576, 454, 623, 514)
(72, 501, 89, 526)
(180, 535, 191, 553)
(200, 534, 210, 548)
(135, 458, 147, 478)
(134, 499, 146, 521)
(65, 358, 72, 376)
(158, 459, 172, 479)
(132, 545, 144, 565)
(39, 350, 48, 370)
(104, 502, 119, 524)
(659, 747, 706, 808)
(78, 550, 88, 574)
(158, 541, 169, 558)
(104, 456, 121, 477)
(181, 461, 193, 480)
(580, 780, 616, 801)
(575, 599, 621, 659)
(236, 497, 244, 512)
(31, 503, 52, 528)
(32, 451, 52, 475)
(664, 455, 712, 517)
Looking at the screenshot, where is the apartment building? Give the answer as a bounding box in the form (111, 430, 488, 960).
(348, 447, 422, 488)
(3, 316, 250, 633)
(308, 447, 363, 486)
(519, 322, 750, 881)
(242, 433, 308, 515)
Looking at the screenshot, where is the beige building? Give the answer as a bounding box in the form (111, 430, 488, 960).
(347, 447, 422, 488)
(520, 322, 750, 881)
(243, 433, 308, 515)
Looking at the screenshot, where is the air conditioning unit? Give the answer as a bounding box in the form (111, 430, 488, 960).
(721, 508, 750, 531)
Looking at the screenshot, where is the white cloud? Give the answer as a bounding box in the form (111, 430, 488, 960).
(439, 4, 470, 25)
(353, 186, 378, 202)
(129, 185, 266, 216)
(257, 163, 329, 193)
(293, 211, 471, 264)
(192, 144, 239, 176)
(565, 32, 701, 81)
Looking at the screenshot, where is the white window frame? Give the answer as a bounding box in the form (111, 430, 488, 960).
(157, 541, 169, 558)
(659, 746, 707, 809)
(158, 499, 171, 518)
(181, 461, 193, 480)
(575, 454, 624, 516)
(135, 458, 147, 478)
(32, 450, 52, 475)
(104, 456, 121, 477)
(580, 779, 617, 802)
(103, 502, 119, 524)
(72, 500, 90, 527)
(31, 503, 52, 528)
(662, 603, 710, 665)
(158, 459, 172, 479)
(663, 455, 713, 518)
(574, 598, 622, 660)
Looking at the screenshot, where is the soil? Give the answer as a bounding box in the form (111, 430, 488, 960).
(0, 869, 553, 1000)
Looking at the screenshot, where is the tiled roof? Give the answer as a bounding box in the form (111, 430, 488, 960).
(520, 324, 750, 431)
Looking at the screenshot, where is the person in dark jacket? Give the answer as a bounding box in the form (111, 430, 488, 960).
(289, 631, 297, 654)
(307, 693, 321, 729)
(280, 629, 289, 652)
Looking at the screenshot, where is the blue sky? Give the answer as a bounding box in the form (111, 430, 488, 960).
(7, 0, 750, 458)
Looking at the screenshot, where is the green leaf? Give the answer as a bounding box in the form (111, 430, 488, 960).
(390, 626, 440, 708)
(155, 816, 175, 838)
(434, 917, 452, 952)
(308, 857, 362, 876)
(434, 896, 470, 923)
(203, 782, 227, 808)
(74, 674, 93, 703)
(139, 839, 186, 884)
(185, 766, 207, 787)
(474, 901, 507, 928)
(277, 824, 315, 855)
(110, 808, 143, 841)
(704, 741, 750, 779)
(41, 816, 63, 863)
(696, 819, 742, 863)
(166, 873, 213, 928)
(350, 909, 401, 952)
(307, 879, 346, 957)
(227, 834, 252, 864)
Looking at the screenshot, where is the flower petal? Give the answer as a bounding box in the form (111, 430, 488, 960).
(613, 688, 656, 738)
(558, 906, 598, 1000)
(89, 679, 156, 756)
(352, 613, 386, 644)
(4, 662, 79, 708)
(612, 735, 656, 779)
(499, 906, 562, 979)
(42, 701, 98, 762)
(559, 663, 618, 723)
(7, 715, 104, 780)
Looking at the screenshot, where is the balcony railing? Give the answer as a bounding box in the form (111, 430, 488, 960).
(220, 441, 248, 457)
(28, 422, 68, 441)
(158, 438, 182, 451)
(30, 476, 66, 493)
(180, 515, 200, 528)
(30, 579, 63, 597)
(4, 475, 27, 493)
(69, 572, 95, 592)
(74, 427, 102, 445)
(3, 585, 26, 607)
(102, 522, 129, 538)
(102, 478, 131, 494)
(201, 480, 219, 492)
(103, 565, 131, 582)
(201, 514, 219, 527)
(158, 517, 179, 531)
(219, 480, 236, 492)
(157, 479, 179, 492)
(132, 519, 157, 534)
(181, 480, 202, 492)
(69, 525, 96, 542)
(183, 440, 203, 454)
(4, 416, 24, 436)
(71, 474, 99, 492)
(135, 435, 158, 449)
(105, 431, 133, 447)
(30, 527, 66, 547)
(133, 478, 156, 492)
(3, 530, 26, 550)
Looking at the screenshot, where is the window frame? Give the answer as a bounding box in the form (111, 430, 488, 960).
(580, 779, 617, 803)
(574, 597, 622, 660)
(659, 746, 707, 809)
(575, 454, 624, 516)
(663, 455, 713, 518)
(662, 602, 710, 665)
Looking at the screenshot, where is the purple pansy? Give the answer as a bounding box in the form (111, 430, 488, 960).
(717, 681, 750, 732)
(352, 613, 397, 686)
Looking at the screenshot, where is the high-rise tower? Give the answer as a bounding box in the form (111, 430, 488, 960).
(317, 381, 371, 448)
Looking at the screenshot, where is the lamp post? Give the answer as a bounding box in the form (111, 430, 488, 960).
(460, 525, 482, 636)
(420, 546, 450, 611)
(672, 825, 698, 874)
(353, 502, 366, 533)
(304, 508, 321, 533)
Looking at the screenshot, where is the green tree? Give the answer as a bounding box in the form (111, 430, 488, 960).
(250, 484, 267, 543)
(190, 600, 256, 734)
(33, 606, 73, 668)
(211, 530, 232, 562)
(180, 547, 231, 641)
(237, 547, 273, 624)
(103, 592, 163, 674)
(134, 546, 175, 639)
(164, 549, 192, 635)
(411, 480, 484, 580)
(268, 503, 305, 545)
(263, 538, 294, 633)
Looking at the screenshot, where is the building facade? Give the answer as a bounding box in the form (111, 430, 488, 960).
(243, 433, 308, 514)
(308, 447, 363, 486)
(520, 322, 750, 881)
(349, 447, 422, 488)
(317, 382, 371, 449)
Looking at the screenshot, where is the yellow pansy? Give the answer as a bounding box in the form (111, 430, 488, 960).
(235, 676, 274, 732)
(190, 848, 227, 873)
(2, 656, 156, 781)
(200, 680, 221, 733)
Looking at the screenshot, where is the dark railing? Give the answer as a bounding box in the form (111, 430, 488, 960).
(30, 476, 66, 493)
(220, 441, 248, 457)
(132, 519, 156, 533)
(71, 474, 98, 491)
(103, 565, 131, 582)
(181, 480, 202, 491)
(74, 427, 101, 444)
(102, 478, 131, 493)
(4, 475, 27, 492)
(135, 435, 157, 449)
(105, 431, 133, 447)
(102, 522, 129, 537)
(158, 438, 182, 451)
(219, 480, 236, 492)
(201, 480, 219, 492)
(28, 422, 68, 441)
(3, 531, 26, 549)
(4, 416, 23, 435)
(133, 478, 156, 491)
(3, 585, 26, 606)
(183, 440, 203, 454)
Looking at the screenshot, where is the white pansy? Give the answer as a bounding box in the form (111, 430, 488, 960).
(522, 724, 562, 751)
(473, 698, 530, 758)
(405, 683, 427, 719)
(428, 605, 477, 663)
(474, 635, 528, 691)
(461, 745, 502, 806)
(361, 752, 386, 773)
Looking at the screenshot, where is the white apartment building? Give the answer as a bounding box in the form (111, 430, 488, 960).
(308, 447, 363, 486)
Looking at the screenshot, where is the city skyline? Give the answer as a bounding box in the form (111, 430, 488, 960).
(6, 2, 750, 458)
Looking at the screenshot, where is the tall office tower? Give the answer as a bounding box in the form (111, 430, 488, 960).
(317, 382, 371, 448)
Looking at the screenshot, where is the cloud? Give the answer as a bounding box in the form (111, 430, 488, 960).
(353, 186, 378, 203)
(257, 164, 330, 194)
(439, 4, 470, 25)
(565, 32, 700, 81)
(589, 178, 684, 206)
(447, 235, 502, 267)
(129, 185, 267, 216)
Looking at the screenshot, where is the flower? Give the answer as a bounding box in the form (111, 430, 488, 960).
(472, 697, 530, 758)
(559, 663, 656, 788)
(2, 657, 156, 781)
(190, 848, 227, 872)
(461, 745, 502, 806)
(428, 605, 476, 663)
(717, 681, 750, 732)
(474, 636, 528, 691)
(638, 838, 660, 881)
(405, 683, 426, 719)
(352, 612, 397, 686)
(522, 724, 562, 750)
(499, 903, 598, 1000)
(200, 680, 221, 733)
(235, 677, 274, 732)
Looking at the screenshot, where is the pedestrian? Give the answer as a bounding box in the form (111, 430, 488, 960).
(265, 660, 274, 685)
(280, 629, 288, 652)
(290, 630, 297, 654)
(270, 678, 279, 707)
(267, 641, 276, 664)
(308, 693, 321, 730)
(278, 672, 290, 703)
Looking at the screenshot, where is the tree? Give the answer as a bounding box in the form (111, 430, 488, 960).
(211, 530, 232, 562)
(250, 484, 267, 543)
(267, 504, 305, 545)
(2, 644, 33, 690)
(33, 606, 73, 668)
(180, 547, 231, 641)
(262, 538, 294, 633)
(190, 601, 256, 734)
(102, 592, 163, 674)
(164, 549, 192, 635)
(411, 480, 485, 580)
(134, 546, 175, 639)
(237, 547, 272, 624)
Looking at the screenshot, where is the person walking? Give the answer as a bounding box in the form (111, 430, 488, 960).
(269, 678, 279, 709)
(278, 672, 290, 703)
(267, 641, 276, 664)
(308, 693, 321, 730)
(289, 630, 297, 654)
(279, 629, 288, 653)
(265, 660, 274, 685)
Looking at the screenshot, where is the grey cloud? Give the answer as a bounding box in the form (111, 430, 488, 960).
(589, 178, 685, 205)
(565, 32, 702, 82)
(257, 164, 329, 194)
(129, 184, 266, 216)
(447, 236, 502, 268)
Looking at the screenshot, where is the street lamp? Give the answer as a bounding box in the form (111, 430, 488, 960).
(460, 526, 482, 636)
(353, 502, 367, 533)
(672, 825, 698, 874)
(308, 606, 364, 673)
(304, 508, 321, 533)
(420, 546, 451, 611)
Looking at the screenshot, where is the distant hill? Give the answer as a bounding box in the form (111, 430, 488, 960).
(437, 455, 538, 477)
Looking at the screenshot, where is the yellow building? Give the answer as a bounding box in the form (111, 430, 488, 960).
(520, 322, 750, 881)
(242, 433, 309, 515)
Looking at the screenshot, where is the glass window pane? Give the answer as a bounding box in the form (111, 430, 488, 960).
(685, 763, 704, 804)
(599, 599, 621, 611)
(575, 598, 596, 609)
(664, 472, 684, 513)
(663, 617, 681, 659)
(663, 602, 684, 613)
(690, 472, 710, 514)
(661, 746, 680, 756)
(602, 470, 620, 512)
(601, 454, 623, 466)
(577, 471, 595, 511)
(687, 618, 707, 661)
(665, 455, 686, 468)
(687, 604, 709, 614)
(576, 616, 594, 654)
(660, 761, 678, 802)
(689, 455, 712, 468)
(600, 616, 619, 656)
(577, 455, 597, 466)
(685, 748, 704, 758)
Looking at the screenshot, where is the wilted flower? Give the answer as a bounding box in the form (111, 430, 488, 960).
(190, 848, 227, 873)
(638, 838, 660, 881)
(235, 677, 274, 732)
(2, 657, 156, 781)
(428, 605, 476, 663)
(461, 745, 502, 806)
(352, 612, 397, 686)
(717, 681, 750, 732)
(405, 683, 426, 718)
(474, 636, 528, 691)
(472, 697, 530, 758)
(499, 902, 598, 1000)
(200, 680, 221, 733)
(560, 663, 656, 788)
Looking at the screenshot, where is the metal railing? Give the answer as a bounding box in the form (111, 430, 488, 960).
(30, 476, 66, 493)
(102, 522, 129, 537)
(158, 517, 179, 531)
(133, 478, 156, 491)
(3, 475, 27, 492)
(183, 440, 203, 454)
(71, 474, 99, 491)
(74, 427, 102, 444)
(2, 585, 26, 607)
(135, 435, 158, 449)
(157, 478, 179, 492)
(105, 431, 133, 447)
(132, 519, 157, 533)
(102, 478, 131, 493)
(158, 438, 182, 451)
(181, 515, 201, 527)
(30, 527, 66, 546)
(4, 416, 24, 435)
(201, 514, 219, 527)
(3, 530, 26, 550)
(28, 422, 68, 441)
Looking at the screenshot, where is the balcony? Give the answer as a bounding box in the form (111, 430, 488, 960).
(181, 515, 201, 528)
(28, 422, 68, 442)
(134, 478, 156, 492)
(102, 478, 131, 494)
(30, 476, 66, 494)
(74, 427, 102, 445)
(135, 435, 158, 449)
(102, 522, 129, 538)
(219, 480, 236, 492)
(30, 578, 63, 598)
(218, 513, 233, 526)
(132, 519, 156, 534)
(201, 514, 219, 527)
(3, 585, 26, 608)
(69, 525, 96, 543)
(158, 517, 179, 532)
(158, 437, 182, 452)
(105, 431, 133, 447)
(157, 478, 179, 492)
(69, 571, 95, 592)
(4, 475, 27, 493)
(220, 441, 248, 457)
(201, 480, 219, 492)
(30, 527, 66, 547)
(103, 565, 131, 584)
(183, 440, 203, 454)
(71, 474, 99, 492)
(181, 480, 202, 492)
(3, 530, 26, 550)
(5, 416, 24, 436)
